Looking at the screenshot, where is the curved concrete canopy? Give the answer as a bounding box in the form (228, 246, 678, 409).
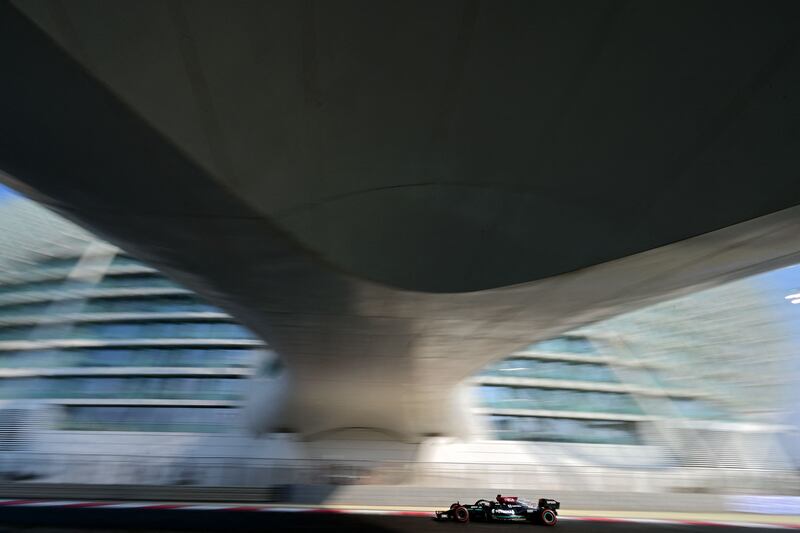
(3, 1, 800, 438)
(8, 0, 800, 293)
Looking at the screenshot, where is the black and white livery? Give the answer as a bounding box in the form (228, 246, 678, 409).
(436, 495, 560, 526)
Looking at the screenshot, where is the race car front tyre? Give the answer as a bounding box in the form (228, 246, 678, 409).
(453, 506, 470, 524)
(539, 508, 558, 527)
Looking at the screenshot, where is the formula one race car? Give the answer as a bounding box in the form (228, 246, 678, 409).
(435, 495, 560, 526)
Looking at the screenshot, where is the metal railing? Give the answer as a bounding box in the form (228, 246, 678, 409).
(0, 452, 797, 496)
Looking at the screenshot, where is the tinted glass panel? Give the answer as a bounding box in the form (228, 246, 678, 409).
(0, 321, 256, 340)
(0, 377, 246, 400)
(529, 336, 598, 354)
(489, 415, 639, 444)
(0, 348, 259, 368)
(60, 406, 237, 432)
(477, 385, 642, 414)
(480, 358, 618, 383)
(0, 274, 176, 296)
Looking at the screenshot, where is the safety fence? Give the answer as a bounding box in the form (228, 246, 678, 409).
(0, 452, 797, 496)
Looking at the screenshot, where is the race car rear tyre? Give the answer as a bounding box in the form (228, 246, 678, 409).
(454, 506, 470, 523)
(539, 508, 558, 526)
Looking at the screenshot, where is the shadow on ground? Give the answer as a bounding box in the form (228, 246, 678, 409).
(0, 508, 791, 533)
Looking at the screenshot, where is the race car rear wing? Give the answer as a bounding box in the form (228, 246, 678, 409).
(539, 498, 560, 510)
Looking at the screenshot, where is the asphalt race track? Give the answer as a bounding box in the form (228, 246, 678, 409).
(0, 508, 792, 533)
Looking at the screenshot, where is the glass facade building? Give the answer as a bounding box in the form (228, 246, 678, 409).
(0, 197, 272, 436)
(473, 274, 798, 453)
(473, 333, 711, 445)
